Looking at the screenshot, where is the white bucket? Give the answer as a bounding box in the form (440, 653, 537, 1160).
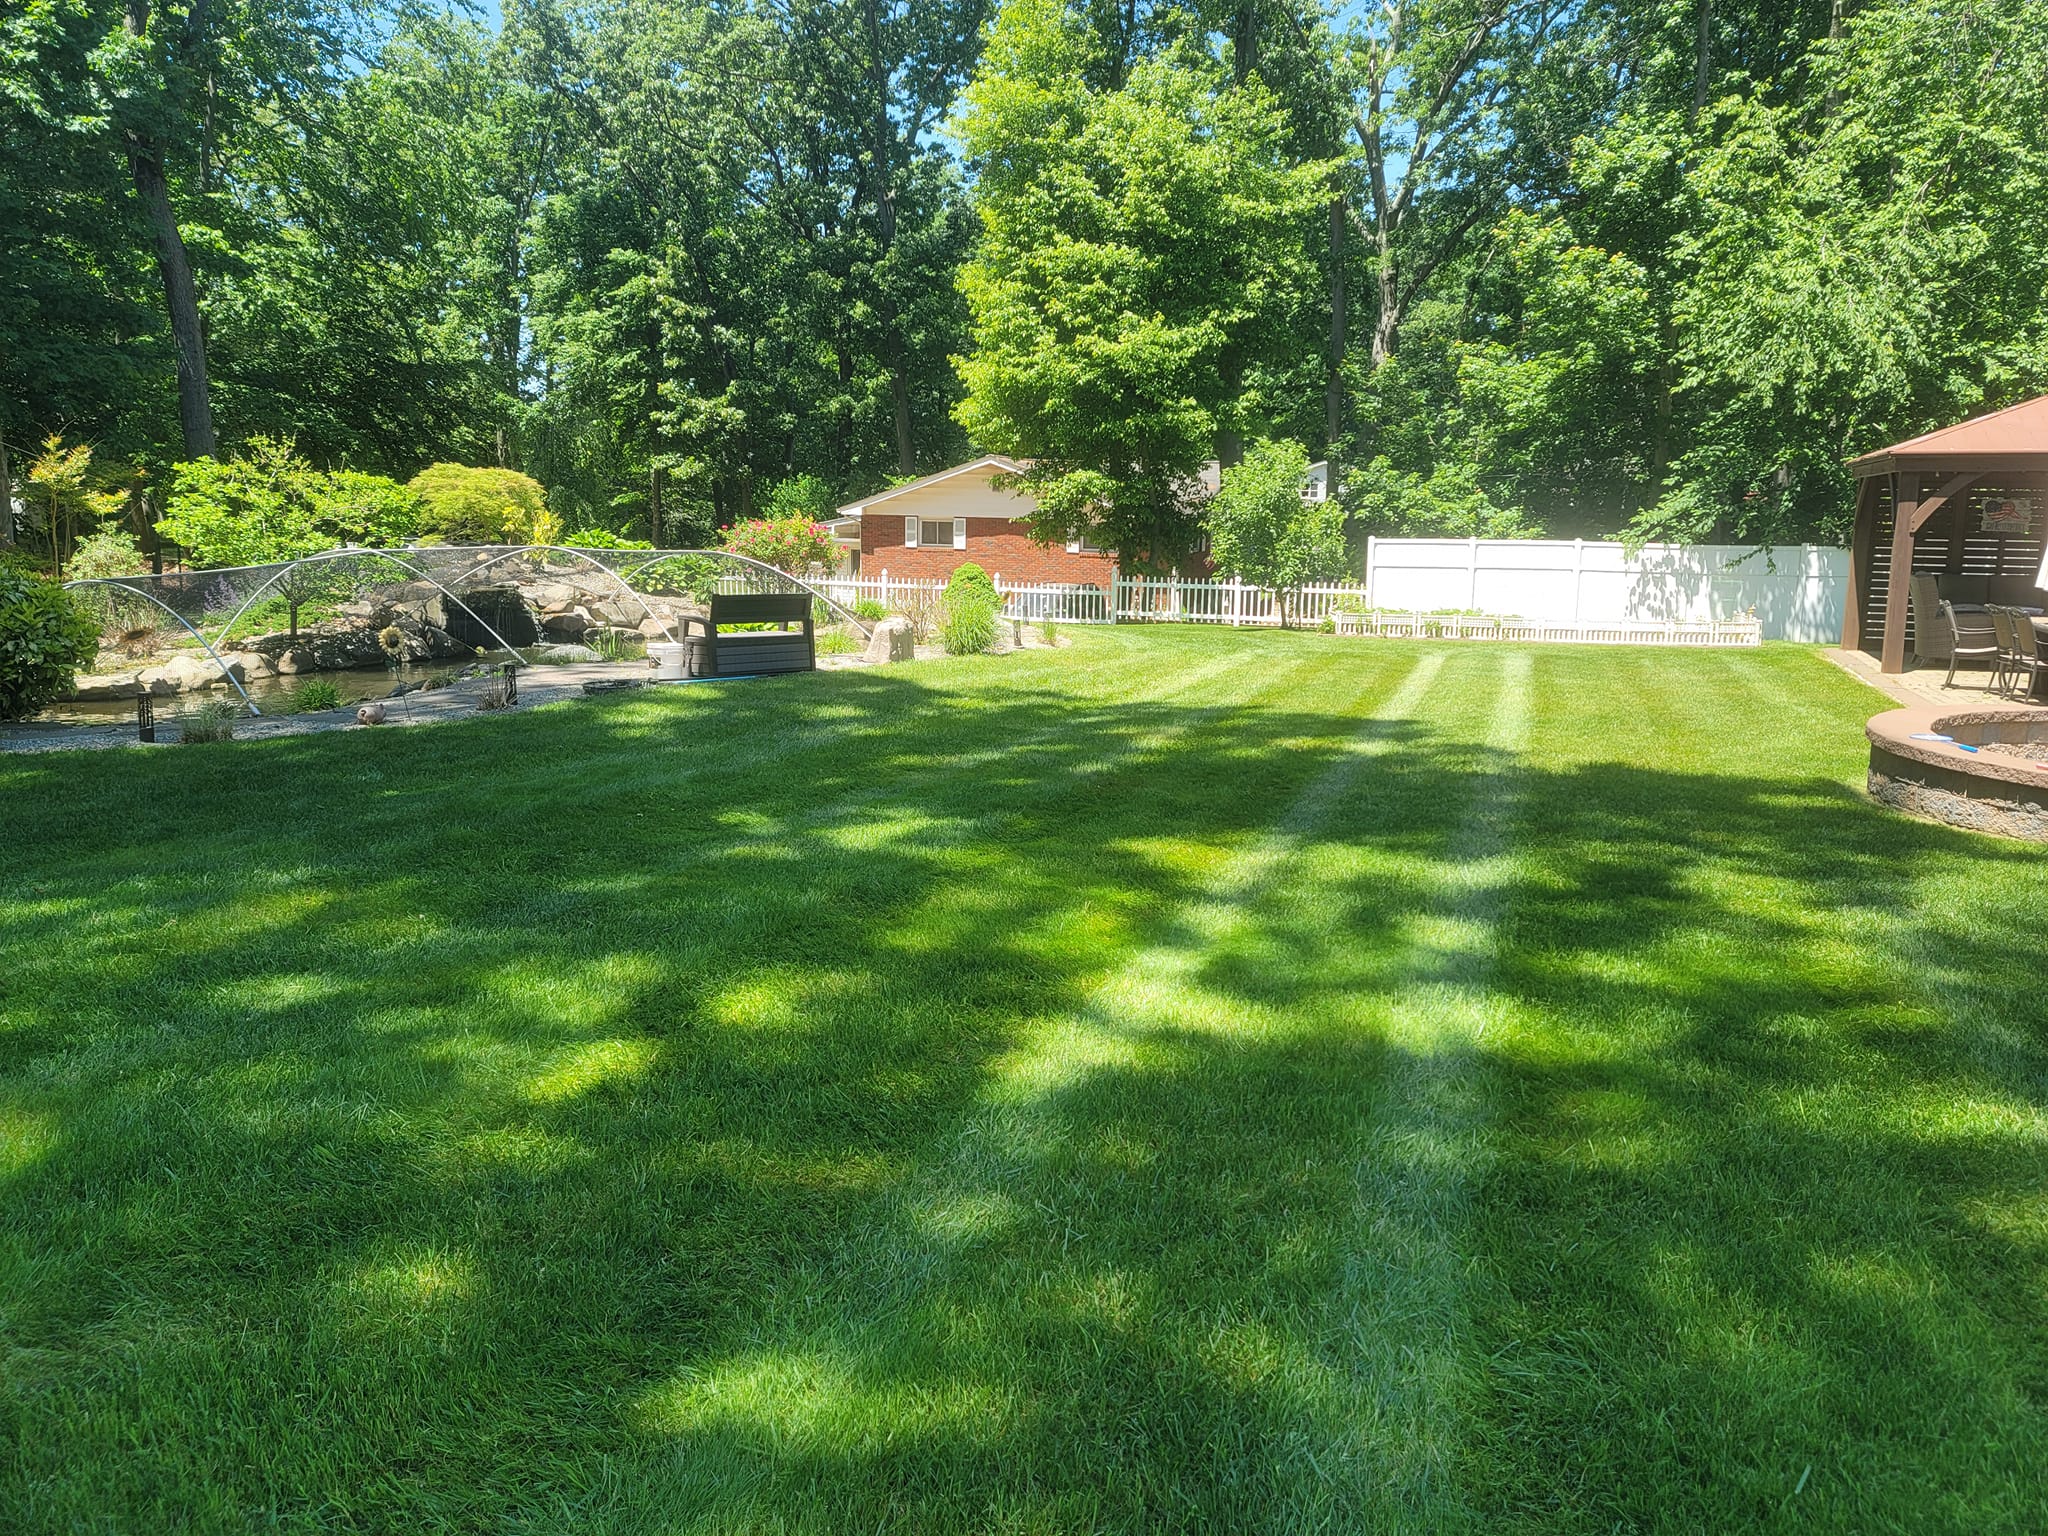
(648, 642, 688, 681)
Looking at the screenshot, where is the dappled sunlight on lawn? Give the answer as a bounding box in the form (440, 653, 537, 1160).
(1, 632, 2044, 1530)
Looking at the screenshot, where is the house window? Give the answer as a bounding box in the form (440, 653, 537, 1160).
(1072, 531, 1109, 554)
(920, 518, 954, 548)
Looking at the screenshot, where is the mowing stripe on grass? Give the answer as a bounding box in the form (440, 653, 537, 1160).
(1326, 648, 1533, 1532)
(624, 652, 1451, 1515)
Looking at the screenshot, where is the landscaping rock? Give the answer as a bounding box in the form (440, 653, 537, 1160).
(533, 642, 603, 664)
(865, 616, 915, 664)
(541, 606, 596, 636)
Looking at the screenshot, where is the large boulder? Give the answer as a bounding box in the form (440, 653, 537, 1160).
(139, 653, 232, 693)
(541, 605, 596, 636)
(864, 616, 915, 664)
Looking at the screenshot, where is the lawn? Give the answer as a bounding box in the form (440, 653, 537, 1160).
(3, 628, 2044, 1533)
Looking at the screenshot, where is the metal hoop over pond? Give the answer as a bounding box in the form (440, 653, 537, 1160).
(64, 545, 873, 716)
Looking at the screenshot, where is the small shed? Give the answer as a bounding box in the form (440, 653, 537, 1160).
(1844, 396, 2048, 672)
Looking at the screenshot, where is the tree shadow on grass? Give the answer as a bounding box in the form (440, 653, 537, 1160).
(1, 649, 2043, 1532)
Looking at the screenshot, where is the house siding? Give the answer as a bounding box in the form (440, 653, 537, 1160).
(853, 469, 1116, 585)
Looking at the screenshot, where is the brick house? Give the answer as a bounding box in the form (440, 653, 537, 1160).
(826, 454, 1333, 583)
(827, 456, 1117, 585)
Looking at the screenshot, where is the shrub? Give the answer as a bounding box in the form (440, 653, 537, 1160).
(288, 679, 343, 713)
(893, 584, 941, 643)
(161, 440, 427, 567)
(817, 628, 862, 656)
(853, 598, 887, 621)
(563, 527, 653, 549)
(0, 563, 101, 719)
(633, 554, 725, 605)
(66, 530, 147, 580)
(407, 464, 561, 545)
(586, 629, 644, 662)
(940, 562, 999, 655)
(179, 699, 240, 743)
(719, 516, 841, 576)
(1038, 619, 1059, 646)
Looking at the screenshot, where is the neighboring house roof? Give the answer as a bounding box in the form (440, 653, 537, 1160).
(1851, 395, 2048, 473)
(834, 456, 1027, 516)
(835, 454, 1331, 519)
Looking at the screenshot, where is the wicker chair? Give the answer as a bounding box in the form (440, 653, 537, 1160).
(1943, 600, 2002, 689)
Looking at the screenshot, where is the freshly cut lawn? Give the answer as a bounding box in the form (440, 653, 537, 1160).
(2, 628, 2044, 1533)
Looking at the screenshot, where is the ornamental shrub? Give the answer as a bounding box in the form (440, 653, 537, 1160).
(66, 530, 147, 580)
(0, 563, 101, 719)
(407, 464, 561, 545)
(940, 561, 999, 655)
(719, 515, 841, 576)
(853, 598, 887, 621)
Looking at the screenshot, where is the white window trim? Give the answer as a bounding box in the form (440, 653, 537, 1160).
(952, 516, 967, 550)
(904, 514, 919, 548)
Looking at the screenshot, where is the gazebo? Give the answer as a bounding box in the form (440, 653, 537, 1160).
(1843, 395, 2048, 672)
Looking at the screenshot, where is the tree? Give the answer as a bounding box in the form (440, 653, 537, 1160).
(953, 0, 1328, 569)
(1204, 437, 1347, 624)
(24, 438, 124, 580)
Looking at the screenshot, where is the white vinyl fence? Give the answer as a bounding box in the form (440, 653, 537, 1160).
(1364, 538, 1847, 643)
(818, 540, 1847, 643)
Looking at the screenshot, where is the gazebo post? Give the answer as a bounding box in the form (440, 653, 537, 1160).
(1841, 473, 1880, 651)
(1881, 473, 1918, 674)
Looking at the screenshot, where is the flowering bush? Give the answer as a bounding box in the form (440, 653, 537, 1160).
(719, 515, 841, 576)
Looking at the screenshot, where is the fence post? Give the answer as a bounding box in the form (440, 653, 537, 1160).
(1467, 536, 1481, 611)
(1572, 539, 1584, 623)
(1365, 535, 1377, 609)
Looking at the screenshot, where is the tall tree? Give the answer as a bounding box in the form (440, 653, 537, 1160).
(953, 0, 1327, 568)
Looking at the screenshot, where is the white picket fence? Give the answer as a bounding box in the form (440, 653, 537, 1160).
(816, 539, 1848, 643)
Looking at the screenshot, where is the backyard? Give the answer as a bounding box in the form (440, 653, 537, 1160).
(2, 626, 2044, 1532)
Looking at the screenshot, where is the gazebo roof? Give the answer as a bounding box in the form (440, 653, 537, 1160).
(1852, 394, 2048, 475)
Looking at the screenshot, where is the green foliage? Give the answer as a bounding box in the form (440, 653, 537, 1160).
(939, 561, 1000, 654)
(1205, 440, 1350, 624)
(719, 517, 840, 576)
(761, 475, 837, 522)
(634, 555, 726, 606)
(1343, 458, 1547, 540)
(407, 464, 561, 545)
(178, 699, 240, 743)
(287, 679, 343, 714)
(954, 0, 1330, 569)
(563, 528, 654, 550)
(66, 530, 146, 581)
(0, 563, 100, 719)
(317, 471, 431, 548)
(585, 629, 644, 663)
(159, 439, 428, 568)
(852, 598, 887, 622)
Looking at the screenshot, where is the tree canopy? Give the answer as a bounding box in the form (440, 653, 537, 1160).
(5, 0, 2046, 561)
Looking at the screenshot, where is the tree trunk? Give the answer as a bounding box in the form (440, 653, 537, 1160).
(128, 141, 215, 458)
(1325, 195, 1347, 452)
(888, 333, 915, 475)
(124, 0, 214, 459)
(0, 426, 13, 549)
(1371, 258, 1400, 368)
(649, 463, 664, 545)
(1692, 0, 1712, 122)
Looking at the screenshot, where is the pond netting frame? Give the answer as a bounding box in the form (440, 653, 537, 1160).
(66, 546, 869, 715)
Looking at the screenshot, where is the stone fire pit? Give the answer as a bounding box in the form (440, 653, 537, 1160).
(1865, 705, 2048, 840)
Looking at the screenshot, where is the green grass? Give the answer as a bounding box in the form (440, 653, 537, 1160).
(3, 629, 2044, 1532)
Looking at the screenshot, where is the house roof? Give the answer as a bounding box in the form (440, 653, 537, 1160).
(1851, 395, 2048, 474)
(834, 456, 1027, 516)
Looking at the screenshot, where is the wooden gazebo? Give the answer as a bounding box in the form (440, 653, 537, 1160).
(1844, 396, 2048, 672)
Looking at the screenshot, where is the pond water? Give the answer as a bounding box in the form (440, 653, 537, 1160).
(36, 653, 523, 725)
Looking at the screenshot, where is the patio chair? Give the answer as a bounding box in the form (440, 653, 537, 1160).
(1942, 600, 2002, 689)
(2009, 610, 2047, 701)
(1988, 605, 2024, 696)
